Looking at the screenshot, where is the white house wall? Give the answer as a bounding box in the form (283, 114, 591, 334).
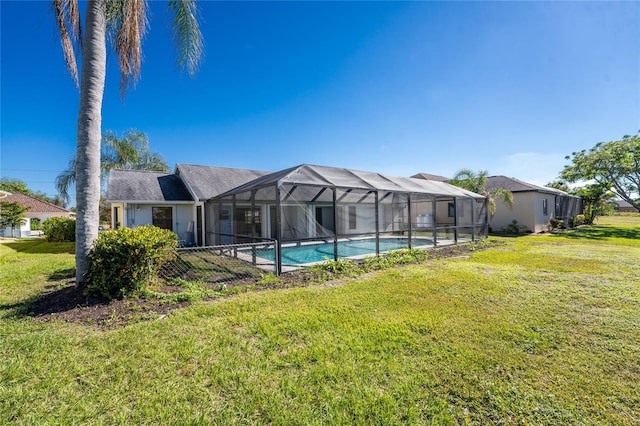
(123, 203, 196, 244)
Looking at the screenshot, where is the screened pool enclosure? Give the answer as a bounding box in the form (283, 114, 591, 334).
(206, 165, 488, 274)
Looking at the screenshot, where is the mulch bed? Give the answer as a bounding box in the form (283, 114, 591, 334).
(21, 242, 494, 330)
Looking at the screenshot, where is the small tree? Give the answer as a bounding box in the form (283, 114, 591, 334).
(561, 134, 640, 212)
(572, 183, 615, 224)
(0, 201, 30, 238)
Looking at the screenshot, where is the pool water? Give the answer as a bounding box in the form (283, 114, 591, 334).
(257, 237, 433, 265)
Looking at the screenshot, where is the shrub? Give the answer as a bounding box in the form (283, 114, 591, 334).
(548, 218, 563, 231)
(569, 215, 586, 227)
(30, 218, 41, 231)
(85, 226, 179, 299)
(42, 217, 76, 242)
(502, 220, 529, 235)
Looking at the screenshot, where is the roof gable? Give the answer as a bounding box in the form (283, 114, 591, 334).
(106, 170, 193, 202)
(175, 164, 270, 201)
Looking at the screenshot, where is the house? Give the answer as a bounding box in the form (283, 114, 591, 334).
(613, 199, 638, 213)
(0, 192, 73, 238)
(107, 163, 489, 273)
(105, 164, 269, 246)
(485, 176, 582, 233)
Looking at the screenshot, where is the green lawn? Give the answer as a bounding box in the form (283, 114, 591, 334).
(1, 216, 639, 424)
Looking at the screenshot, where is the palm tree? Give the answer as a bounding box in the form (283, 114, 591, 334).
(56, 129, 170, 202)
(53, 0, 203, 285)
(450, 169, 514, 215)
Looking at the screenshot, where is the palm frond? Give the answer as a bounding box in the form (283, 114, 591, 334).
(168, 0, 204, 77)
(488, 188, 514, 216)
(52, 0, 82, 87)
(55, 157, 77, 203)
(451, 168, 489, 194)
(114, 0, 148, 96)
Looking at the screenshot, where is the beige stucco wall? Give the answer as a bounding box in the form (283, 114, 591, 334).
(490, 192, 556, 233)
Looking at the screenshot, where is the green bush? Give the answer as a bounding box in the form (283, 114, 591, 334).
(548, 218, 563, 230)
(85, 226, 179, 299)
(30, 218, 41, 231)
(502, 220, 529, 235)
(569, 214, 586, 227)
(42, 217, 76, 242)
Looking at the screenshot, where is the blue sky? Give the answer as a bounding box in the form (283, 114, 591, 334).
(1, 1, 638, 206)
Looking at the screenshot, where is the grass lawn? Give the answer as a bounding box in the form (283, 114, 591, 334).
(1, 216, 639, 424)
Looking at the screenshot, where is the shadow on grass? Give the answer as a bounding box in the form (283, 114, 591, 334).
(3, 239, 74, 254)
(555, 225, 640, 241)
(0, 268, 107, 319)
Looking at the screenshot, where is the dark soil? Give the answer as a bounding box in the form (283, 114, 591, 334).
(22, 241, 496, 330)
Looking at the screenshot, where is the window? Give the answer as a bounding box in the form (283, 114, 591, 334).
(234, 207, 261, 235)
(152, 207, 173, 230)
(448, 201, 464, 218)
(349, 206, 357, 230)
(543, 199, 548, 215)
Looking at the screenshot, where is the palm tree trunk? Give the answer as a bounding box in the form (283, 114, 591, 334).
(75, 0, 107, 285)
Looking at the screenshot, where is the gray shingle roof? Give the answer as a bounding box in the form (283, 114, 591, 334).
(106, 170, 193, 202)
(175, 164, 270, 201)
(410, 172, 449, 182)
(486, 176, 566, 195)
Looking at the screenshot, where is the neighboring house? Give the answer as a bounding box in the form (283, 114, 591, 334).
(105, 164, 269, 246)
(613, 199, 638, 213)
(0, 192, 73, 238)
(486, 176, 582, 233)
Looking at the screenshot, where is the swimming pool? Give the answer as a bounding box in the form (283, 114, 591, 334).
(256, 237, 433, 265)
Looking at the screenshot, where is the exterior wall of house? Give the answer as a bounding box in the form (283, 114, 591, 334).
(533, 193, 556, 233)
(2, 212, 72, 238)
(490, 192, 556, 233)
(1, 219, 30, 238)
(116, 203, 196, 244)
(491, 193, 534, 232)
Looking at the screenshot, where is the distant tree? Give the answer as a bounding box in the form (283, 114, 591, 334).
(571, 183, 616, 224)
(0, 178, 31, 195)
(561, 134, 640, 212)
(0, 201, 30, 238)
(56, 129, 170, 202)
(99, 196, 111, 224)
(53, 0, 203, 284)
(546, 180, 570, 193)
(450, 169, 514, 215)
